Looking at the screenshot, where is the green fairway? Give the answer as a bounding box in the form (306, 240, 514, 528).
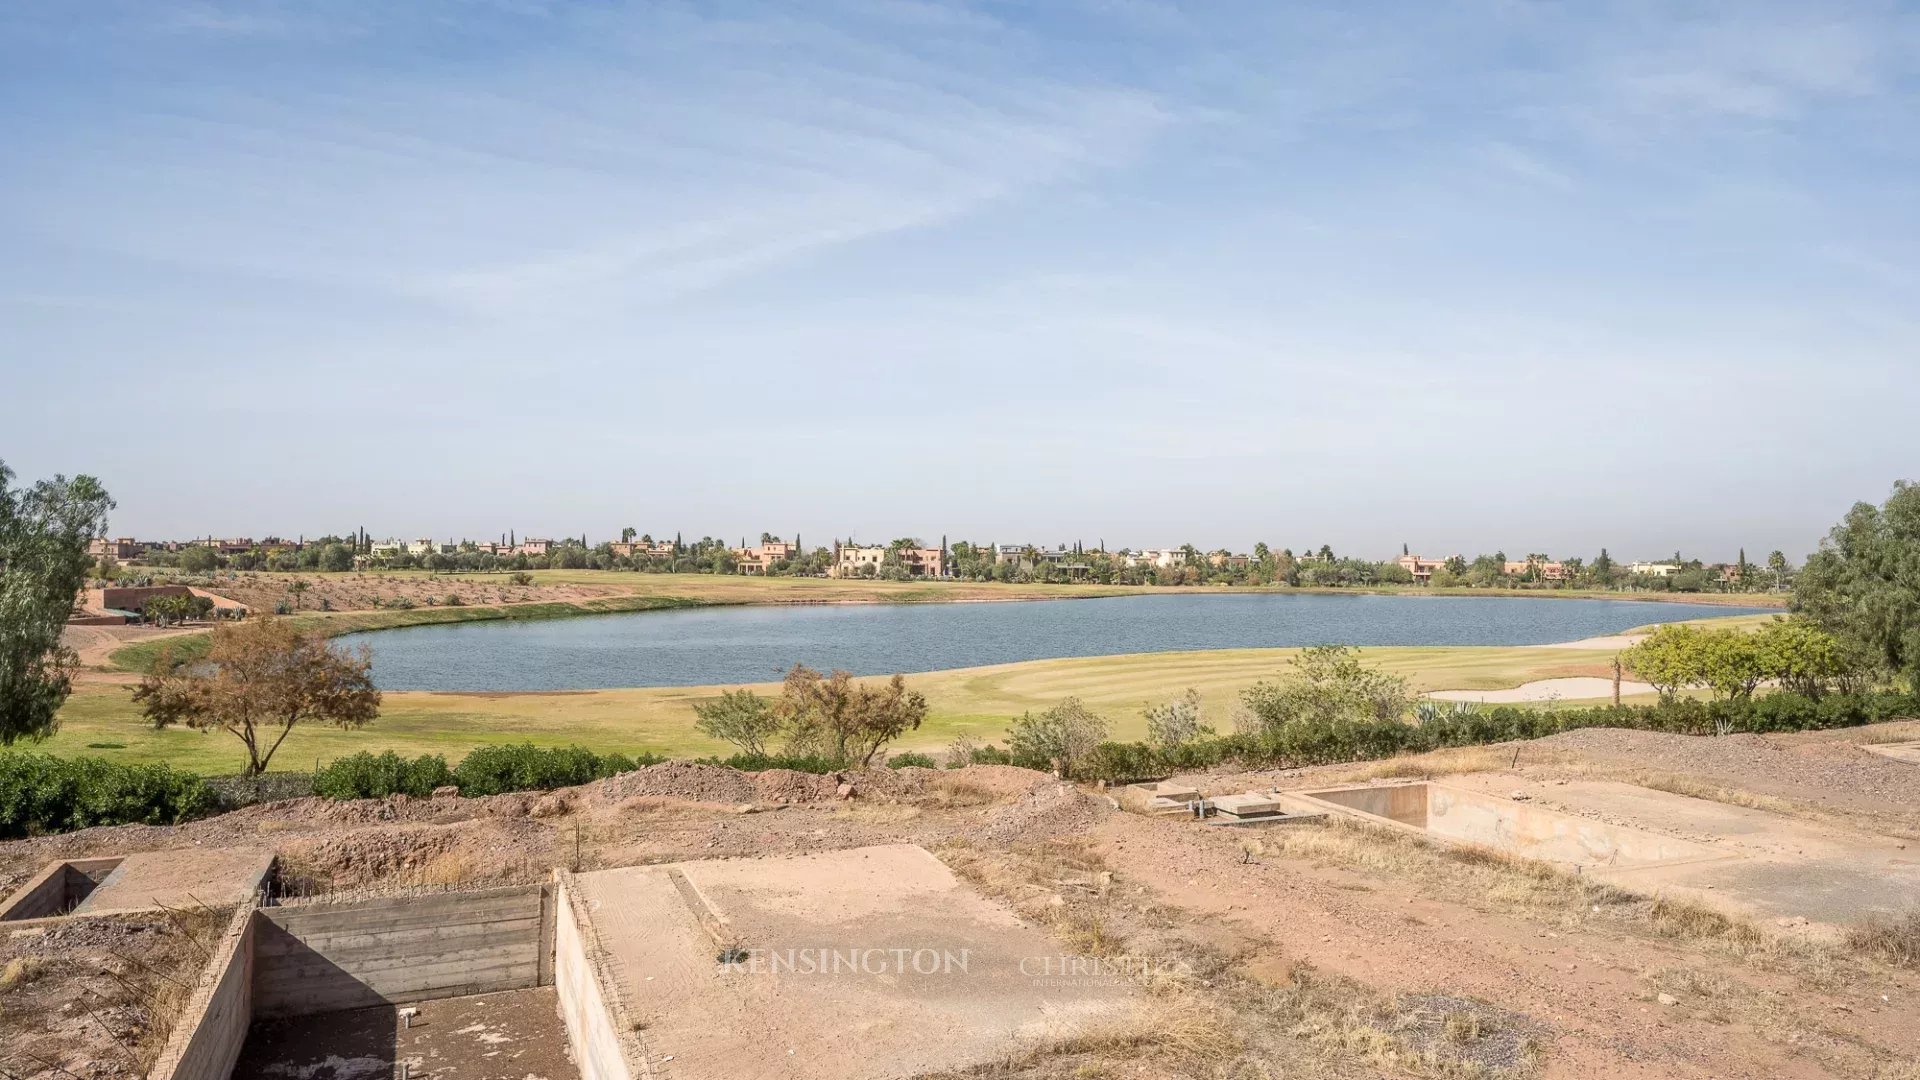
(45, 638, 1654, 775)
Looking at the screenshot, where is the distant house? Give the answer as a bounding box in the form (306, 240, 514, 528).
(88, 537, 145, 561)
(369, 538, 404, 558)
(731, 541, 796, 575)
(1627, 561, 1681, 578)
(1395, 554, 1446, 583)
(1503, 559, 1570, 582)
(516, 539, 554, 557)
(833, 543, 946, 578)
(1128, 548, 1183, 570)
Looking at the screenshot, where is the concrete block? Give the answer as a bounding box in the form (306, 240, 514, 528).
(1212, 793, 1285, 818)
(1144, 797, 1198, 816)
(1134, 781, 1200, 803)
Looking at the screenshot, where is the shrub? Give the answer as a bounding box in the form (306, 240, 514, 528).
(1068, 690, 1920, 782)
(1006, 698, 1109, 774)
(1143, 688, 1211, 751)
(0, 753, 217, 838)
(887, 752, 936, 769)
(698, 751, 845, 774)
(453, 743, 614, 796)
(966, 742, 1014, 766)
(313, 751, 452, 799)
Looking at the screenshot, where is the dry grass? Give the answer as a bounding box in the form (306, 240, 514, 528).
(1245, 817, 1634, 927)
(1845, 909, 1920, 968)
(920, 775, 1007, 808)
(938, 839, 1546, 1079)
(0, 956, 47, 989)
(1315, 746, 1562, 784)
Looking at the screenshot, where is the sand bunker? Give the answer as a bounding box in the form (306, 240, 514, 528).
(1426, 676, 1654, 703)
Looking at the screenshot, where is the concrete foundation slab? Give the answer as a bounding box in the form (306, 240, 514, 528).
(1, 847, 273, 920)
(1438, 774, 1920, 928)
(1864, 740, 1920, 765)
(1131, 781, 1200, 803)
(567, 844, 1139, 1080)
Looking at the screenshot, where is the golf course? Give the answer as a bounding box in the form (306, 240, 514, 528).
(50, 570, 1782, 774)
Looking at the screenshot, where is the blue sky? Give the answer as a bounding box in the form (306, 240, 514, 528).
(3, 1, 1915, 561)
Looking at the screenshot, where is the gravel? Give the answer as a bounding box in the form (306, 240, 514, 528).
(1534, 724, 1920, 813)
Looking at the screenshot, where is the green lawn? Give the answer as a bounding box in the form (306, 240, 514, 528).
(46, 639, 1652, 775)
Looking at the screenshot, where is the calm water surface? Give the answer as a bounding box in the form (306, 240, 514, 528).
(343, 593, 1770, 692)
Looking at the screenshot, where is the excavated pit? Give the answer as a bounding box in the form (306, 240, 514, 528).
(1290, 782, 1726, 872)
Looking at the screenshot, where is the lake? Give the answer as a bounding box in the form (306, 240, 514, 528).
(342, 593, 1771, 692)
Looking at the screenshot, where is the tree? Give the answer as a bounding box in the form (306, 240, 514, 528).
(1143, 688, 1210, 751)
(1621, 624, 1707, 702)
(1240, 645, 1410, 732)
(0, 462, 114, 745)
(622, 526, 637, 544)
(134, 618, 381, 775)
(1592, 548, 1615, 586)
(1766, 551, 1790, 591)
(1006, 697, 1109, 775)
(775, 665, 927, 767)
(178, 545, 218, 573)
(1697, 629, 1764, 701)
(1794, 481, 1920, 690)
(1752, 618, 1856, 699)
(319, 542, 354, 572)
(691, 689, 783, 755)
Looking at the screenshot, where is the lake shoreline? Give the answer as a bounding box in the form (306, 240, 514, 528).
(98, 576, 1783, 674)
(343, 592, 1773, 695)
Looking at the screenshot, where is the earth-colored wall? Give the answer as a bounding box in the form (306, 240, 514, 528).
(251, 884, 548, 1018)
(554, 875, 639, 1080)
(147, 903, 256, 1080)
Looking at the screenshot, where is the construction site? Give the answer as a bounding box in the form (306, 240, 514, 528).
(3, 722, 1917, 1080)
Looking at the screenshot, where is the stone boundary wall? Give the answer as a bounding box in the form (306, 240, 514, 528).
(146, 902, 257, 1080)
(554, 873, 645, 1080)
(252, 883, 549, 1019)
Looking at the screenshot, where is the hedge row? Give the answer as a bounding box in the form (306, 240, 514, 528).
(312, 743, 668, 800)
(0, 753, 216, 838)
(1073, 690, 1920, 783)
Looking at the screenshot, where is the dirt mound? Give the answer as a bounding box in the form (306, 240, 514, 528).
(592, 761, 765, 804)
(974, 780, 1110, 845)
(278, 817, 550, 889)
(581, 761, 1052, 807)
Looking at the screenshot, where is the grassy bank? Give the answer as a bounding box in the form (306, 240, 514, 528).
(52, 638, 1654, 775)
(106, 592, 715, 672)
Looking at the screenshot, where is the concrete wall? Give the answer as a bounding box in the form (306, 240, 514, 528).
(148, 903, 256, 1080)
(0, 858, 123, 921)
(554, 875, 638, 1080)
(1304, 784, 1429, 827)
(252, 884, 548, 1018)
